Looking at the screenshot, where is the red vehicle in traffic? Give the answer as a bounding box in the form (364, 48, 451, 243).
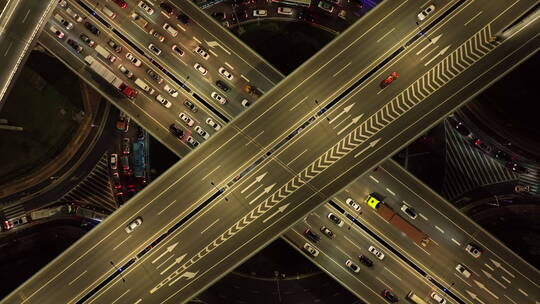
(380, 72, 398, 88)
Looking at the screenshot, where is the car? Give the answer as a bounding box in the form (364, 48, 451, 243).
(110, 153, 118, 169)
(66, 7, 83, 22)
(112, 172, 122, 189)
(338, 9, 347, 19)
(162, 23, 178, 37)
(164, 84, 179, 98)
(146, 69, 163, 84)
(358, 255, 373, 267)
(318, 1, 334, 13)
(116, 112, 130, 132)
(381, 289, 399, 303)
(138, 1, 154, 15)
(56, 16, 74, 30)
(417, 4, 435, 21)
(431, 292, 447, 304)
(187, 136, 199, 148)
(169, 123, 184, 139)
(368, 245, 385, 260)
(156, 95, 172, 108)
(194, 46, 209, 60)
(473, 139, 492, 153)
(160, 2, 174, 15)
(206, 117, 221, 131)
(218, 67, 234, 80)
(194, 63, 207, 75)
(149, 29, 166, 42)
(507, 162, 528, 173)
(178, 112, 194, 127)
(454, 122, 472, 137)
(170, 44, 184, 56)
(177, 13, 189, 24)
(253, 9, 267, 17)
(304, 229, 320, 243)
(345, 259, 360, 273)
(107, 39, 122, 53)
(84, 21, 100, 35)
(400, 203, 417, 219)
(122, 138, 130, 154)
(137, 126, 145, 141)
(211, 11, 226, 21)
(211, 92, 227, 105)
(58, 0, 67, 8)
(112, 0, 127, 8)
(215, 80, 230, 92)
(381, 72, 398, 87)
(49, 25, 64, 39)
(494, 150, 511, 161)
(320, 226, 335, 239)
(126, 53, 142, 67)
(277, 7, 293, 15)
(345, 198, 361, 211)
(183, 99, 198, 113)
(456, 264, 472, 278)
(194, 125, 210, 140)
(327, 213, 344, 227)
(66, 39, 83, 53)
(125, 217, 143, 233)
(465, 243, 482, 258)
(148, 43, 162, 55)
(121, 154, 130, 172)
(303, 243, 319, 257)
(3, 216, 28, 230)
(118, 65, 134, 78)
(241, 98, 251, 107)
(80, 34, 95, 47)
(102, 5, 117, 19)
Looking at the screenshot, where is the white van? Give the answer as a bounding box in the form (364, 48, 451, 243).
(95, 45, 116, 63)
(162, 23, 178, 37)
(101, 6, 117, 19)
(135, 78, 155, 95)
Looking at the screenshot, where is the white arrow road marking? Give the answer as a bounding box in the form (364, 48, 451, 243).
(248, 184, 275, 205)
(474, 280, 499, 299)
(337, 115, 363, 135)
(354, 138, 381, 158)
(263, 203, 290, 223)
(168, 270, 199, 287)
(152, 242, 179, 264)
(425, 45, 451, 66)
(328, 104, 354, 124)
(466, 290, 486, 304)
(241, 172, 268, 193)
(205, 40, 231, 55)
(490, 258, 515, 278)
(481, 269, 506, 289)
(416, 34, 442, 55)
(160, 254, 186, 275)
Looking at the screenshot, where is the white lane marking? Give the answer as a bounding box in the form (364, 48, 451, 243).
(369, 175, 379, 183)
(384, 266, 402, 280)
(68, 270, 87, 286)
(245, 131, 264, 146)
(414, 242, 431, 255)
(157, 200, 177, 215)
(289, 96, 309, 111)
(518, 288, 528, 296)
(201, 165, 221, 181)
(134, 299, 142, 304)
(501, 275, 511, 284)
(311, 213, 320, 218)
(241, 74, 250, 82)
(22, 9, 31, 23)
(503, 295, 518, 304)
(156, 255, 173, 270)
(177, 24, 187, 31)
(484, 263, 494, 271)
(375, 276, 393, 288)
(429, 238, 439, 246)
(385, 188, 395, 196)
(332, 62, 352, 77)
(435, 226, 445, 233)
(464, 11, 483, 26)
(376, 27, 395, 43)
(111, 289, 130, 304)
(419, 213, 428, 221)
(193, 36, 201, 44)
(208, 49, 218, 57)
(225, 62, 234, 70)
(286, 149, 308, 166)
(452, 238, 461, 246)
(245, 184, 262, 199)
(453, 273, 472, 287)
(200, 219, 220, 234)
(3, 42, 12, 57)
(112, 236, 131, 251)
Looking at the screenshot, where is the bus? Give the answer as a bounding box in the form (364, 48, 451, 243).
(271, 0, 311, 7)
(407, 291, 429, 304)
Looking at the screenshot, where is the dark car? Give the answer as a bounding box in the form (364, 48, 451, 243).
(137, 126, 145, 141)
(304, 229, 321, 243)
(211, 11, 226, 21)
(66, 39, 83, 53)
(473, 139, 492, 153)
(112, 0, 127, 8)
(160, 2, 174, 15)
(183, 99, 198, 113)
(177, 13, 189, 24)
(358, 255, 373, 267)
(80, 34, 95, 47)
(216, 80, 230, 92)
(454, 122, 471, 137)
(146, 69, 163, 84)
(169, 124, 184, 139)
(494, 150, 511, 161)
(381, 289, 399, 303)
(107, 39, 122, 53)
(507, 162, 528, 174)
(84, 21, 100, 35)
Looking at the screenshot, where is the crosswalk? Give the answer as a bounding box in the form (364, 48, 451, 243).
(1, 202, 26, 220)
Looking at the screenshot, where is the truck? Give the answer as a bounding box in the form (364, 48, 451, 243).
(132, 141, 145, 178)
(84, 56, 137, 99)
(30, 206, 62, 220)
(95, 45, 116, 62)
(244, 85, 264, 98)
(75, 206, 107, 222)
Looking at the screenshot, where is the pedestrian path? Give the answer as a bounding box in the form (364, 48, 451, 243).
(1, 202, 26, 220)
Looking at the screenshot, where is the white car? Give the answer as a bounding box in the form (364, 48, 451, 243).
(148, 43, 162, 55)
(218, 67, 233, 80)
(118, 65, 134, 79)
(162, 23, 178, 37)
(345, 259, 360, 273)
(126, 53, 142, 67)
(110, 153, 118, 169)
(179, 112, 194, 127)
(345, 198, 361, 211)
(187, 136, 199, 148)
(164, 84, 178, 98)
(156, 95, 172, 108)
(253, 9, 267, 17)
(211, 92, 227, 105)
(194, 46, 209, 60)
(194, 63, 207, 75)
(125, 217, 143, 233)
(327, 213, 343, 227)
(465, 243, 482, 258)
(417, 4, 435, 21)
(455, 264, 471, 278)
(400, 203, 417, 219)
(66, 7, 83, 22)
(138, 1, 154, 15)
(205, 117, 221, 131)
(430, 292, 447, 304)
(277, 7, 293, 15)
(241, 99, 251, 107)
(368, 245, 385, 260)
(194, 125, 210, 140)
(303, 243, 319, 257)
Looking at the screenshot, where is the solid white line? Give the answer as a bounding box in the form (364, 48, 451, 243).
(289, 96, 309, 111)
(311, 212, 320, 218)
(112, 236, 131, 251)
(332, 62, 352, 77)
(464, 11, 483, 26)
(501, 276, 511, 284)
(68, 270, 87, 286)
(369, 175, 380, 183)
(225, 62, 234, 70)
(201, 165, 221, 181)
(419, 213, 428, 221)
(3, 42, 12, 57)
(376, 27, 395, 43)
(111, 289, 130, 304)
(385, 188, 395, 196)
(286, 149, 308, 166)
(435, 226, 445, 233)
(453, 273, 472, 287)
(156, 255, 173, 270)
(200, 219, 219, 234)
(22, 9, 31, 23)
(157, 200, 177, 215)
(245, 131, 264, 146)
(384, 266, 402, 280)
(245, 184, 262, 199)
(451, 238, 461, 246)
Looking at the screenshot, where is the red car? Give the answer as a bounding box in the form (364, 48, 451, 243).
(380, 72, 398, 88)
(112, 0, 127, 8)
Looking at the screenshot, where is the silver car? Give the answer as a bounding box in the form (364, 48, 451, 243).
(125, 217, 143, 233)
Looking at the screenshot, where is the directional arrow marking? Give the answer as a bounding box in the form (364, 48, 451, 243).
(152, 242, 178, 264)
(481, 269, 506, 289)
(328, 104, 354, 124)
(241, 172, 268, 194)
(205, 40, 231, 55)
(490, 258, 515, 278)
(160, 254, 186, 275)
(263, 203, 290, 223)
(474, 280, 499, 299)
(248, 184, 275, 205)
(337, 114, 363, 135)
(354, 138, 381, 158)
(416, 34, 442, 55)
(425, 45, 451, 66)
(466, 290, 486, 304)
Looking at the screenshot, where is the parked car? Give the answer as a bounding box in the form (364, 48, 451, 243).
(118, 65, 134, 78)
(146, 69, 163, 84)
(211, 92, 227, 104)
(431, 292, 447, 304)
(455, 263, 472, 278)
(183, 99, 198, 113)
(187, 136, 199, 148)
(125, 217, 143, 233)
(346, 198, 361, 211)
(358, 255, 373, 267)
(169, 123, 184, 139)
(110, 153, 118, 169)
(80, 34, 95, 47)
(84, 21, 100, 35)
(380, 72, 398, 87)
(417, 4, 436, 21)
(194, 125, 209, 140)
(327, 213, 344, 227)
(205, 117, 221, 131)
(122, 138, 130, 154)
(218, 67, 233, 80)
(320, 226, 335, 239)
(194, 46, 209, 60)
(66, 39, 83, 53)
(368, 245, 385, 260)
(107, 39, 122, 53)
(345, 259, 360, 273)
(253, 9, 267, 17)
(465, 243, 482, 258)
(304, 228, 320, 243)
(381, 289, 399, 303)
(400, 203, 417, 219)
(179, 112, 194, 127)
(303, 243, 319, 257)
